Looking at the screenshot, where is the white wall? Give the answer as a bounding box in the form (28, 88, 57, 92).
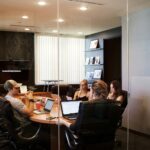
(122, 8, 150, 135)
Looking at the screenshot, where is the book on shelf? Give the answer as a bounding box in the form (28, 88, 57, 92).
(95, 56, 100, 64)
(89, 57, 95, 65)
(85, 57, 90, 65)
(86, 72, 94, 80)
(90, 39, 99, 49)
(93, 70, 102, 79)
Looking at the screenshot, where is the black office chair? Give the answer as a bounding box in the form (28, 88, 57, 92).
(120, 90, 128, 109)
(64, 100, 122, 150)
(115, 90, 128, 147)
(51, 84, 76, 100)
(0, 97, 41, 150)
(107, 90, 128, 147)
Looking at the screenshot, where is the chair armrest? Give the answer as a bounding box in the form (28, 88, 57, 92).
(65, 128, 79, 150)
(17, 124, 41, 141)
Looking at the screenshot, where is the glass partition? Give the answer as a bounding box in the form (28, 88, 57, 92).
(123, 0, 150, 150)
(57, 0, 129, 150)
(1, 0, 150, 150)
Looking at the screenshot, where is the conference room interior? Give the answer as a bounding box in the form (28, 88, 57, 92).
(0, 0, 150, 150)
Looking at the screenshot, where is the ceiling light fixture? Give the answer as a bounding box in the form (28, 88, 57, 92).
(80, 6, 87, 11)
(22, 15, 29, 19)
(24, 28, 30, 31)
(57, 18, 64, 23)
(38, 1, 46, 6)
(52, 30, 58, 33)
(68, 0, 103, 6)
(78, 32, 83, 35)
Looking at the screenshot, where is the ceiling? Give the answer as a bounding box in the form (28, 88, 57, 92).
(0, 0, 150, 36)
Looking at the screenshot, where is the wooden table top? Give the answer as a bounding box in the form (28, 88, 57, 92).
(30, 101, 73, 125)
(16, 92, 72, 125)
(30, 102, 61, 124)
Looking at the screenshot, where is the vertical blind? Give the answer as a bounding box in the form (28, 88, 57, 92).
(34, 34, 85, 84)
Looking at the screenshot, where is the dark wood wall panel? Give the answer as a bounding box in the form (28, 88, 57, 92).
(0, 31, 34, 60)
(0, 31, 34, 85)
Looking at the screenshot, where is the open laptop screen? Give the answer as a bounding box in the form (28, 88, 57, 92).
(61, 101, 81, 115)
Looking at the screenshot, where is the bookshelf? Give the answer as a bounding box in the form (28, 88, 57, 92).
(85, 27, 121, 85)
(85, 39, 104, 84)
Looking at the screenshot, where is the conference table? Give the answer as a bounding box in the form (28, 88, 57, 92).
(17, 92, 72, 150)
(29, 94, 73, 150)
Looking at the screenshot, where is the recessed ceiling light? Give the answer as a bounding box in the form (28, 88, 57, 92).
(22, 15, 29, 19)
(80, 6, 87, 11)
(78, 32, 83, 35)
(38, 1, 46, 6)
(52, 30, 58, 33)
(57, 18, 64, 23)
(24, 28, 30, 31)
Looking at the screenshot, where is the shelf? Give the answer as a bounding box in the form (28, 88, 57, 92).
(87, 79, 101, 84)
(85, 64, 103, 66)
(85, 48, 103, 52)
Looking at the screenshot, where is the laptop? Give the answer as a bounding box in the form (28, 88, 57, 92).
(33, 99, 54, 114)
(61, 100, 81, 120)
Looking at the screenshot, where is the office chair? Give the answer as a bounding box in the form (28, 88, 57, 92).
(51, 84, 75, 100)
(64, 100, 122, 150)
(0, 97, 41, 150)
(116, 90, 128, 147)
(107, 90, 128, 147)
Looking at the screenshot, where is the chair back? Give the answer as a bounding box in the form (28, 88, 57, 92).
(120, 90, 128, 109)
(0, 98, 16, 149)
(73, 100, 122, 143)
(51, 84, 75, 99)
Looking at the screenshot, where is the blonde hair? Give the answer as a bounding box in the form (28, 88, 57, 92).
(80, 79, 88, 86)
(92, 80, 108, 99)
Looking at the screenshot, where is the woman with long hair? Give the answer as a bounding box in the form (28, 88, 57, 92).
(107, 80, 124, 102)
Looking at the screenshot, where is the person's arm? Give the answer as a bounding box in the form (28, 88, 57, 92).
(116, 95, 124, 102)
(73, 91, 78, 100)
(22, 99, 34, 116)
(15, 99, 34, 116)
(88, 87, 93, 101)
(59, 118, 72, 128)
(22, 91, 34, 116)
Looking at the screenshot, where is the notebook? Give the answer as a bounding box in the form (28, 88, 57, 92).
(20, 85, 27, 93)
(33, 99, 54, 114)
(20, 85, 28, 94)
(61, 100, 81, 120)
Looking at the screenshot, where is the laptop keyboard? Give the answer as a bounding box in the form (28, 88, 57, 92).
(65, 114, 77, 120)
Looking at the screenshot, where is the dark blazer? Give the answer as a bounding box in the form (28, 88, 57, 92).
(70, 99, 122, 142)
(0, 98, 17, 149)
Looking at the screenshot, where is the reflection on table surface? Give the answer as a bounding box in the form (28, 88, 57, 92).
(30, 102, 60, 124)
(30, 102, 73, 124)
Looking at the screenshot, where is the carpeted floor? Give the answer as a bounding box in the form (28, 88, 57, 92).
(114, 129, 150, 150)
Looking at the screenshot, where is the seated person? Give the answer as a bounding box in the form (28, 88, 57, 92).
(73, 79, 90, 101)
(60, 80, 108, 128)
(107, 80, 124, 103)
(4, 79, 34, 127)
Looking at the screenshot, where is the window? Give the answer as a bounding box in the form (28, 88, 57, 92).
(34, 34, 85, 84)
